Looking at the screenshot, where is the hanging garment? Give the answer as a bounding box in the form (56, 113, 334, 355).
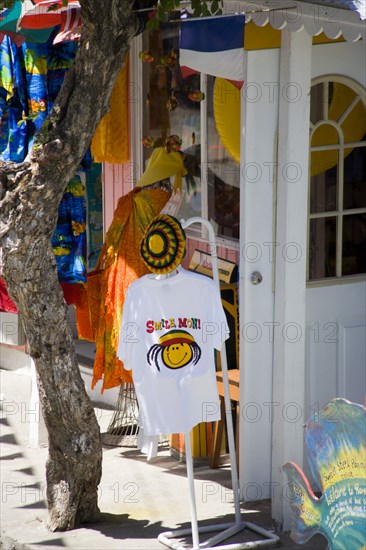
(0, 33, 77, 162)
(0, 34, 89, 291)
(91, 56, 129, 165)
(76, 186, 170, 391)
(0, 0, 78, 46)
(136, 146, 187, 193)
(54, 160, 102, 300)
(0, 276, 18, 313)
(51, 174, 87, 284)
(117, 268, 229, 436)
(85, 162, 103, 272)
(0, 35, 28, 161)
(60, 282, 84, 305)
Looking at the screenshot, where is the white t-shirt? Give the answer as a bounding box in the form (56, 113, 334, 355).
(117, 268, 229, 436)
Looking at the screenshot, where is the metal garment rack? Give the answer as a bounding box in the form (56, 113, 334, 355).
(158, 217, 279, 550)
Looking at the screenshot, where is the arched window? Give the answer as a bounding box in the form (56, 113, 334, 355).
(308, 77, 366, 281)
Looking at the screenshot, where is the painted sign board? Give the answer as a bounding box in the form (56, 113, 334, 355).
(283, 398, 366, 550)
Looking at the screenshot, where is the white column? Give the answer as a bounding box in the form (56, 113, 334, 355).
(239, 48, 280, 499)
(200, 73, 208, 223)
(130, 33, 144, 183)
(271, 28, 312, 530)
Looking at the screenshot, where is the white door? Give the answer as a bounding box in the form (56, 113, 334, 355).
(305, 46, 366, 483)
(306, 282, 366, 411)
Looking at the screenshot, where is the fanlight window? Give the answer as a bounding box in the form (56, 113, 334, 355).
(308, 78, 366, 281)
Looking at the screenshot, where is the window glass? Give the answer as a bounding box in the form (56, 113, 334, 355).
(310, 82, 327, 124)
(141, 25, 240, 240)
(310, 124, 339, 180)
(310, 160, 338, 213)
(308, 78, 366, 281)
(207, 76, 240, 240)
(142, 25, 201, 221)
(342, 214, 366, 276)
(343, 144, 366, 210)
(311, 124, 339, 149)
(309, 217, 337, 279)
(328, 82, 357, 123)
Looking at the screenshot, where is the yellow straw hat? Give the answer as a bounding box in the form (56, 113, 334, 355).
(140, 214, 186, 274)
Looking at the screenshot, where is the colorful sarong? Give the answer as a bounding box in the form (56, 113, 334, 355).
(76, 187, 170, 391)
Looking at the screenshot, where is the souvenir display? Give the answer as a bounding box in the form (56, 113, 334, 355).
(118, 223, 229, 435)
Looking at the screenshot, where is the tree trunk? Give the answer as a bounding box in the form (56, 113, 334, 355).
(0, 0, 138, 531)
(4, 236, 103, 531)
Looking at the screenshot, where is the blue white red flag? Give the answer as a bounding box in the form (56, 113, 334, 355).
(179, 15, 245, 81)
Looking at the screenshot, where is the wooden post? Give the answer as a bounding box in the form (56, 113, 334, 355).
(272, 28, 312, 531)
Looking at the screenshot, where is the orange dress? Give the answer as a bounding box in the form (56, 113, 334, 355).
(76, 186, 170, 392)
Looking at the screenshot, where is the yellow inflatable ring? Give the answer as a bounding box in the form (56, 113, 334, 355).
(213, 78, 241, 164)
(213, 78, 365, 174)
(311, 81, 366, 176)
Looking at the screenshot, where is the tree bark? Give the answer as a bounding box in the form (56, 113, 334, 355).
(0, 0, 139, 531)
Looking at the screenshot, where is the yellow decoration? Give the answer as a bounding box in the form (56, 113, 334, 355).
(136, 147, 187, 192)
(91, 55, 129, 164)
(213, 78, 241, 164)
(213, 78, 365, 174)
(311, 82, 366, 176)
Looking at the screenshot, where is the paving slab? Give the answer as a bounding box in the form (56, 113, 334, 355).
(0, 367, 327, 550)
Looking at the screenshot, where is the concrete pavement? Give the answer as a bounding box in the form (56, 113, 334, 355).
(0, 365, 328, 550)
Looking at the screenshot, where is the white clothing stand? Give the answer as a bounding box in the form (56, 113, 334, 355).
(158, 217, 279, 550)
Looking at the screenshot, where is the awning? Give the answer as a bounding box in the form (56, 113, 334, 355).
(223, 0, 366, 42)
(0, 0, 81, 45)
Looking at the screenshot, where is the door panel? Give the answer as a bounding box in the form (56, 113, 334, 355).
(306, 281, 366, 412)
(305, 281, 365, 488)
(339, 322, 366, 403)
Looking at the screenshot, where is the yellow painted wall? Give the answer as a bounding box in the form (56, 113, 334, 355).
(244, 21, 345, 50)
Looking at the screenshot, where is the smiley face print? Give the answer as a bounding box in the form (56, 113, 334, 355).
(147, 330, 201, 371)
(163, 342, 193, 368)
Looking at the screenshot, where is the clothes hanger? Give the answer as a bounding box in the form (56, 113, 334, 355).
(148, 264, 182, 280)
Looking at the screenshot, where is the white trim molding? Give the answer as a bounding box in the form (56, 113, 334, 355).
(223, 0, 366, 42)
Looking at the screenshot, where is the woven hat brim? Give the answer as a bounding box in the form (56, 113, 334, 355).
(141, 215, 186, 274)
